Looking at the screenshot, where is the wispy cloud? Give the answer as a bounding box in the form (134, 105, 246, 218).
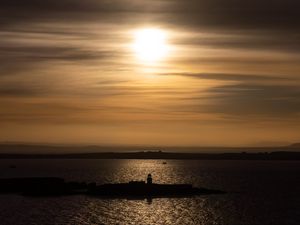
(205, 83, 300, 116)
(159, 72, 293, 82)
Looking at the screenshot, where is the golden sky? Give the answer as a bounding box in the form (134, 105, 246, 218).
(0, 0, 300, 147)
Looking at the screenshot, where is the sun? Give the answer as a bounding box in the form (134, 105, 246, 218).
(132, 28, 169, 63)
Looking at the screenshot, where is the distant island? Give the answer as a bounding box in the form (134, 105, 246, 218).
(0, 175, 225, 198)
(0, 143, 299, 160)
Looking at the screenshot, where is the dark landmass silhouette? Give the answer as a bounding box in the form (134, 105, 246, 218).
(289, 143, 300, 148)
(0, 143, 299, 160)
(0, 177, 225, 198)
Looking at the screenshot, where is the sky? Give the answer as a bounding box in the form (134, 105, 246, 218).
(0, 0, 300, 147)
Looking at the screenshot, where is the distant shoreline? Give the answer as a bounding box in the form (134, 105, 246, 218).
(0, 144, 299, 160)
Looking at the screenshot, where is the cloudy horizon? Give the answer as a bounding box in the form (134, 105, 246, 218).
(1, 0, 300, 147)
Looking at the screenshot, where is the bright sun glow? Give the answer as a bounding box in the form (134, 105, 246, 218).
(132, 28, 169, 63)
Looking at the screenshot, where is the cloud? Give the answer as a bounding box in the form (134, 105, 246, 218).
(159, 72, 293, 82)
(177, 80, 300, 118)
(0, 0, 165, 28)
(0, 34, 127, 76)
(1, 0, 299, 31)
(0, 45, 119, 63)
(0, 87, 41, 97)
(173, 32, 300, 53)
(158, 71, 300, 118)
(164, 0, 300, 31)
(206, 83, 300, 116)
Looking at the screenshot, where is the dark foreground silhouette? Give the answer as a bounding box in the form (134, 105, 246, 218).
(0, 175, 225, 198)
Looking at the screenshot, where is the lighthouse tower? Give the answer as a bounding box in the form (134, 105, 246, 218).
(147, 174, 152, 185)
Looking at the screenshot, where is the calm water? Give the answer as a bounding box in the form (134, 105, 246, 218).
(0, 159, 299, 225)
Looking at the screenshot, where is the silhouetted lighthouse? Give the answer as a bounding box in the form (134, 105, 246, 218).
(147, 174, 152, 184)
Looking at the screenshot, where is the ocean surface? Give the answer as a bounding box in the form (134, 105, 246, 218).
(0, 159, 299, 225)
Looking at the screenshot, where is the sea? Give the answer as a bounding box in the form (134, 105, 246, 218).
(0, 159, 299, 225)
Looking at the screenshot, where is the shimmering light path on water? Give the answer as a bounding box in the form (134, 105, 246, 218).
(0, 159, 299, 225)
